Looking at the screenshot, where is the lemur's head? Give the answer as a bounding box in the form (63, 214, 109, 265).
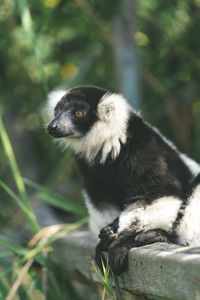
(47, 86, 131, 163)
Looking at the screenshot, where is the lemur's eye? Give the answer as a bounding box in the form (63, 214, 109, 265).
(54, 109, 59, 116)
(75, 111, 84, 117)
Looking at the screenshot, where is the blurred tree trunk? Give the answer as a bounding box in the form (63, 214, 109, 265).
(112, 0, 141, 110)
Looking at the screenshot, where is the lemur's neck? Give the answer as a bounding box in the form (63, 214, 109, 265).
(66, 94, 132, 164)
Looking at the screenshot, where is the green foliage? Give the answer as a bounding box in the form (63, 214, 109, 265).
(0, 112, 40, 234)
(24, 177, 87, 215)
(0, 0, 200, 298)
(92, 257, 123, 300)
(0, 111, 88, 298)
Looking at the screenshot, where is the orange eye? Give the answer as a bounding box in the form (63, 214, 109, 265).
(54, 109, 59, 116)
(75, 111, 84, 117)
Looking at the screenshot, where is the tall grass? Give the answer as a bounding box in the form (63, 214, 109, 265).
(0, 108, 89, 299)
(0, 0, 91, 297)
(17, 0, 49, 95)
(0, 0, 89, 289)
(93, 258, 123, 300)
(0, 110, 40, 234)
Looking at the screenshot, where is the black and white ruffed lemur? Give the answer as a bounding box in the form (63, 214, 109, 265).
(47, 86, 200, 275)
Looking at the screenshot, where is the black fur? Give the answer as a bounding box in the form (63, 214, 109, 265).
(77, 113, 193, 208)
(76, 108, 193, 275)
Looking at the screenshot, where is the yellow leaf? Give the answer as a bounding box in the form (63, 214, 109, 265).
(44, 0, 61, 8)
(135, 31, 149, 46)
(60, 62, 78, 80)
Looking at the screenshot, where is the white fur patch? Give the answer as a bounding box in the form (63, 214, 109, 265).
(176, 184, 200, 246)
(152, 125, 200, 176)
(117, 197, 182, 234)
(180, 154, 200, 176)
(152, 126, 177, 151)
(67, 93, 132, 164)
(83, 190, 120, 239)
(47, 90, 66, 118)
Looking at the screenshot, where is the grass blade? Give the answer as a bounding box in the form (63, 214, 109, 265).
(25, 216, 89, 261)
(0, 116, 27, 207)
(0, 279, 9, 298)
(23, 177, 87, 215)
(92, 263, 114, 298)
(6, 259, 33, 300)
(0, 237, 29, 257)
(0, 114, 40, 234)
(0, 251, 14, 259)
(112, 273, 123, 300)
(0, 180, 40, 231)
(17, 0, 48, 95)
(46, 216, 88, 245)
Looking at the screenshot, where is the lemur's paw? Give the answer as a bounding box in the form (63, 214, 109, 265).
(134, 229, 171, 246)
(99, 225, 117, 241)
(108, 245, 129, 276)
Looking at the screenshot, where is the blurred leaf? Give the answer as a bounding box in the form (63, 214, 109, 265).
(44, 0, 61, 8)
(60, 62, 78, 80)
(0, 279, 8, 298)
(0, 180, 37, 225)
(17, 0, 49, 94)
(23, 177, 87, 216)
(0, 115, 40, 234)
(0, 237, 29, 257)
(6, 259, 33, 300)
(92, 262, 114, 298)
(135, 31, 150, 46)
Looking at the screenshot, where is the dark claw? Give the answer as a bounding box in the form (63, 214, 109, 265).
(108, 245, 129, 276)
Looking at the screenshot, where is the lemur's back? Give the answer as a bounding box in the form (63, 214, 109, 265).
(77, 112, 193, 208)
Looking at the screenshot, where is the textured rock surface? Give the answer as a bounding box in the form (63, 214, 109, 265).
(53, 230, 200, 300)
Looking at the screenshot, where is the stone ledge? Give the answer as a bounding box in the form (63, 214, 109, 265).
(53, 230, 200, 300)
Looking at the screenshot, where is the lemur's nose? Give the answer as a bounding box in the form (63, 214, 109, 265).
(47, 122, 59, 136)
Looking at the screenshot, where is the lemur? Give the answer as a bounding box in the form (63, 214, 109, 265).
(47, 86, 200, 275)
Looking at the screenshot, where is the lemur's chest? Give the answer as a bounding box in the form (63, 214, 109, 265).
(78, 158, 127, 207)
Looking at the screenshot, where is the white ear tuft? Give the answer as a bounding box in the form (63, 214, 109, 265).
(97, 102, 115, 122)
(65, 92, 132, 164)
(46, 90, 66, 118)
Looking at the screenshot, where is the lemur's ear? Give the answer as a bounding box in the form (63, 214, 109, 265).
(97, 96, 115, 122)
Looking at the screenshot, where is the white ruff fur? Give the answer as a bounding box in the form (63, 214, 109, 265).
(176, 184, 200, 246)
(64, 93, 131, 164)
(83, 191, 120, 239)
(118, 197, 182, 234)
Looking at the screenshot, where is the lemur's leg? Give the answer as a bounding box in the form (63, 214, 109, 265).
(96, 196, 182, 274)
(95, 218, 119, 271)
(175, 174, 200, 246)
(108, 228, 171, 276)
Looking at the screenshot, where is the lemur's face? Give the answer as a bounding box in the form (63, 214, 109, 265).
(47, 86, 107, 138)
(47, 85, 131, 163)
